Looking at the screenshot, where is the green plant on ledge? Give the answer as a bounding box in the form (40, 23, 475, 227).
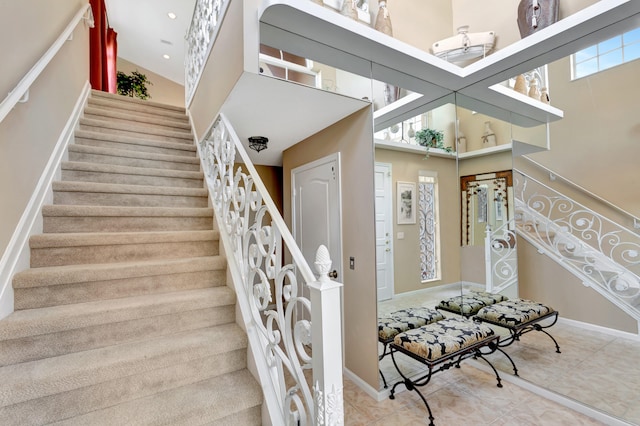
(117, 70, 152, 100)
(415, 128, 453, 158)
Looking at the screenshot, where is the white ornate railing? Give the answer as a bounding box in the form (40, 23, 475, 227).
(185, 0, 230, 107)
(514, 170, 640, 320)
(198, 114, 344, 425)
(485, 219, 518, 294)
(0, 3, 93, 124)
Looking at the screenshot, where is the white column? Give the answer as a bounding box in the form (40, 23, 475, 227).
(309, 245, 344, 426)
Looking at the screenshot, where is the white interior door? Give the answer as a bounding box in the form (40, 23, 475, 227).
(375, 163, 394, 301)
(292, 154, 343, 288)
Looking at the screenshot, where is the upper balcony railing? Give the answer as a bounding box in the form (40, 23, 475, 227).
(185, 0, 230, 107)
(0, 4, 94, 125)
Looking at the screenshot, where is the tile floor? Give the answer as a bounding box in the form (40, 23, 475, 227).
(372, 285, 640, 425)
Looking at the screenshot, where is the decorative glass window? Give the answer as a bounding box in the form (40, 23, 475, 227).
(418, 172, 441, 282)
(572, 27, 640, 79)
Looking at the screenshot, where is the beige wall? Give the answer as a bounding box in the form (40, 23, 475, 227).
(0, 3, 89, 259)
(237, 164, 284, 214)
(374, 149, 460, 294)
(0, 0, 86, 97)
(188, 0, 245, 141)
(117, 57, 185, 108)
(283, 107, 379, 389)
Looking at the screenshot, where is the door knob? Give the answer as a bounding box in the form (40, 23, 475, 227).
(328, 270, 338, 279)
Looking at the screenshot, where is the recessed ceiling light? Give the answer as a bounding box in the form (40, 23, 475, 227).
(167, 12, 177, 19)
(163, 54, 170, 59)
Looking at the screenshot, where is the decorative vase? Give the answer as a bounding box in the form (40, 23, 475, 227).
(514, 74, 528, 95)
(375, 1, 393, 36)
(528, 79, 541, 100)
(343, 0, 358, 20)
(407, 122, 415, 141)
(517, 0, 560, 38)
(540, 87, 550, 104)
(456, 120, 466, 153)
(482, 121, 497, 147)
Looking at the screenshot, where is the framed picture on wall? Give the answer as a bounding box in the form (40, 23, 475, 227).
(397, 181, 416, 224)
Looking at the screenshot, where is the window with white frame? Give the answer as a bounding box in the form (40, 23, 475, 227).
(418, 172, 441, 282)
(572, 27, 640, 79)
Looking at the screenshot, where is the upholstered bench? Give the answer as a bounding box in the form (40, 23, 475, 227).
(378, 307, 445, 387)
(474, 298, 560, 376)
(388, 317, 503, 426)
(436, 290, 509, 317)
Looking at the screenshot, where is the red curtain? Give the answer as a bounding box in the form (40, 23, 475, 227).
(89, 0, 117, 93)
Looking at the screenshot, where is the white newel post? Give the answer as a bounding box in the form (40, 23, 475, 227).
(485, 225, 493, 293)
(309, 245, 344, 426)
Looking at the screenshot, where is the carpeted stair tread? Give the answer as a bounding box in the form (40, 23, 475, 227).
(84, 106, 191, 131)
(86, 97, 190, 123)
(42, 205, 213, 218)
(79, 117, 193, 143)
(52, 181, 208, 208)
(52, 181, 207, 197)
(0, 287, 235, 341)
(13, 256, 225, 289)
(67, 144, 200, 167)
(29, 230, 217, 249)
(74, 130, 197, 156)
(90, 90, 186, 113)
(0, 324, 246, 408)
(50, 369, 262, 426)
(61, 161, 203, 181)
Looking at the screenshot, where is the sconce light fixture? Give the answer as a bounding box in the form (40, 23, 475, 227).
(248, 136, 269, 152)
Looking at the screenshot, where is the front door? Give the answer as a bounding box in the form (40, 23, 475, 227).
(375, 162, 394, 301)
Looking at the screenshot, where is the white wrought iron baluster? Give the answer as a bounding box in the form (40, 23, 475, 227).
(198, 115, 344, 425)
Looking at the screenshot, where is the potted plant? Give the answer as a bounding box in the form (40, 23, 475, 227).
(415, 128, 452, 158)
(116, 70, 152, 100)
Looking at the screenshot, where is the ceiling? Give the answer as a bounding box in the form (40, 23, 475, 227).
(104, 0, 196, 84)
(222, 73, 370, 166)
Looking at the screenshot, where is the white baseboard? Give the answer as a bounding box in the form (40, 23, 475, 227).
(0, 80, 91, 320)
(343, 367, 384, 401)
(558, 316, 640, 341)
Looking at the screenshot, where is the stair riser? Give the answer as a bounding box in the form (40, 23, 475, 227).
(208, 406, 262, 426)
(0, 349, 247, 425)
(43, 215, 213, 233)
(14, 269, 225, 310)
(68, 150, 200, 172)
(84, 112, 191, 132)
(0, 306, 235, 366)
(61, 169, 204, 189)
(53, 190, 209, 208)
(75, 137, 196, 158)
(31, 240, 218, 267)
(87, 97, 186, 118)
(80, 124, 192, 145)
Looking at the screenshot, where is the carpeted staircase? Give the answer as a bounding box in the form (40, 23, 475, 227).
(0, 90, 263, 425)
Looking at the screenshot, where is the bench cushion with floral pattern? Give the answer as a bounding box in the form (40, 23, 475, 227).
(475, 298, 555, 328)
(378, 307, 446, 341)
(437, 291, 509, 316)
(393, 317, 495, 362)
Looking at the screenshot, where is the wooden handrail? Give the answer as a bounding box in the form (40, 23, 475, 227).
(0, 4, 93, 125)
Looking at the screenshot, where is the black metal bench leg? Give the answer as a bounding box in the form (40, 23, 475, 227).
(475, 351, 503, 388)
(533, 325, 561, 353)
(495, 347, 519, 376)
(379, 369, 389, 389)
